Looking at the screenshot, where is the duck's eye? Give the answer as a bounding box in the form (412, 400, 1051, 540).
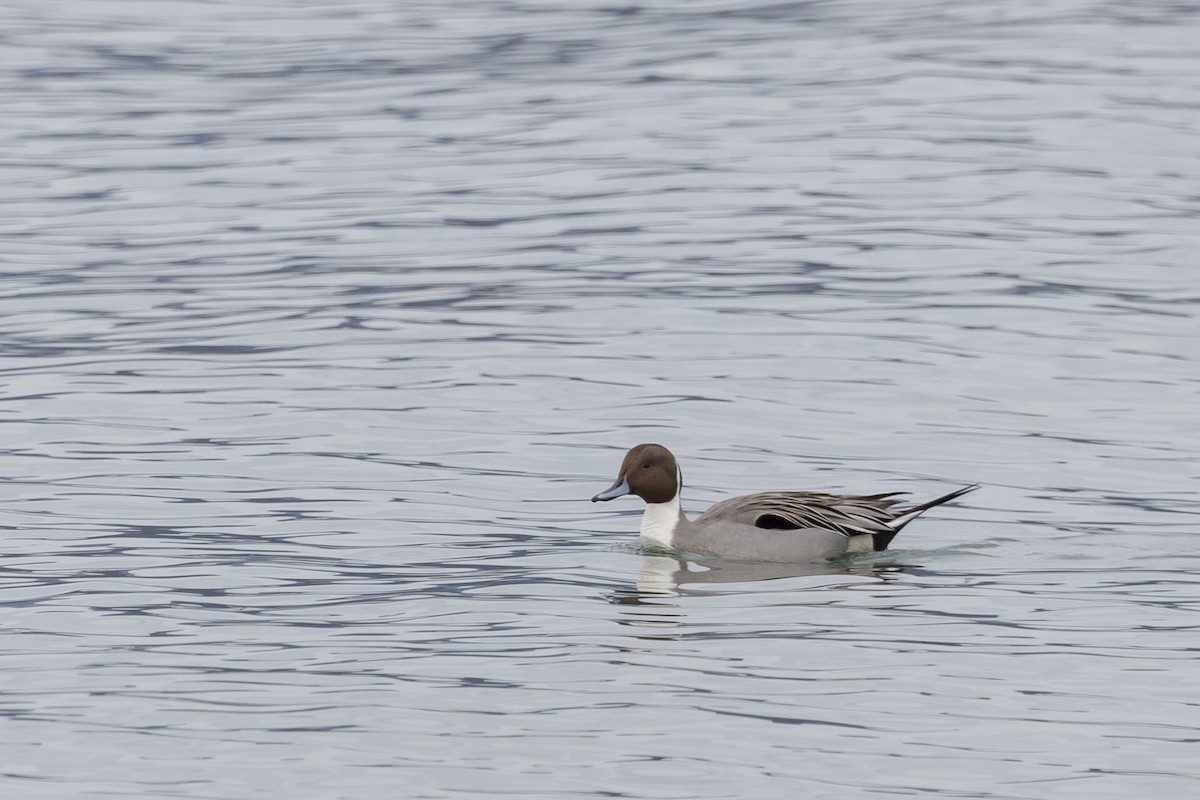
(641, 463, 651, 469)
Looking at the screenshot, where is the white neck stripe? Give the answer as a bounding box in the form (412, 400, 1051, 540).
(640, 493, 681, 550)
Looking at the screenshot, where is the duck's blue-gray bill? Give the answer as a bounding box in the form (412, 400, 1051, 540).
(591, 476, 630, 502)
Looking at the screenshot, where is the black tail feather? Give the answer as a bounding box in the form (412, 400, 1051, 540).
(872, 483, 979, 551)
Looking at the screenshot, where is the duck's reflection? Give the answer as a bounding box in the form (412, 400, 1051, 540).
(609, 553, 908, 635)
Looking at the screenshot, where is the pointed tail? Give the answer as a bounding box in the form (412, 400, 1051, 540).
(872, 483, 979, 551)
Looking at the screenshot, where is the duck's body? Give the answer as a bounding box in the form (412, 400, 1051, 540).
(592, 443, 976, 562)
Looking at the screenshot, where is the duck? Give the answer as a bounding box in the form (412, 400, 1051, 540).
(591, 443, 977, 562)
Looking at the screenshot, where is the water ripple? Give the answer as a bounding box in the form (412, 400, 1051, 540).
(2, 0, 1199, 798)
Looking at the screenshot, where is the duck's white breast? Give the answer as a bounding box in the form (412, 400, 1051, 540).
(639, 495, 681, 550)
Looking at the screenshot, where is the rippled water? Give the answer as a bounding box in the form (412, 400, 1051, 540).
(2, 1, 1199, 797)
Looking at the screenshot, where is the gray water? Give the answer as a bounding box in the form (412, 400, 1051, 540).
(2, 1, 1199, 797)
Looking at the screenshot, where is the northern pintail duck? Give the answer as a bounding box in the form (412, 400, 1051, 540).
(592, 443, 977, 562)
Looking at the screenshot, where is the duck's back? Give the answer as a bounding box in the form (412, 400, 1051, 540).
(698, 491, 905, 533)
(672, 491, 900, 562)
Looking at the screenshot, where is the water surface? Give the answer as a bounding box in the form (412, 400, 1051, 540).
(2, 1, 1199, 798)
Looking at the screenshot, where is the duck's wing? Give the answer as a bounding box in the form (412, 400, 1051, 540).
(699, 485, 979, 537)
(696, 489, 907, 537)
(697, 491, 909, 537)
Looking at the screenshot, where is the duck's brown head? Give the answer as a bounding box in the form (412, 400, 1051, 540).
(591, 443, 680, 505)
